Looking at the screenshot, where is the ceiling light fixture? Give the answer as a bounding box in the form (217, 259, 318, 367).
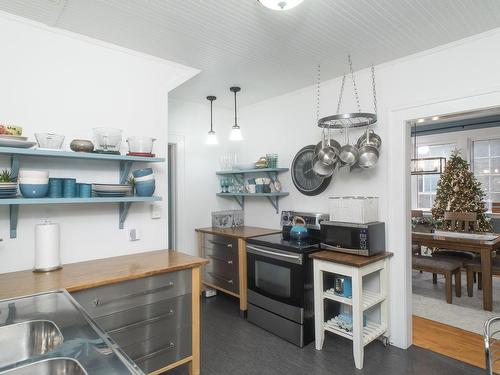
(206, 95, 218, 145)
(411, 121, 446, 175)
(258, 0, 305, 11)
(229, 87, 243, 141)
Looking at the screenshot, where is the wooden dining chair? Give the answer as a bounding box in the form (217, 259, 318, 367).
(443, 211, 478, 232)
(432, 211, 481, 283)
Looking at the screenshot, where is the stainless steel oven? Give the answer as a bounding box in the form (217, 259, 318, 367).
(247, 244, 305, 312)
(246, 211, 327, 347)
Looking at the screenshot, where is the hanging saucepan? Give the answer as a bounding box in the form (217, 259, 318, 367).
(339, 126, 359, 166)
(312, 130, 337, 177)
(358, 128, 380, 168)
(357, 129, 381, 149)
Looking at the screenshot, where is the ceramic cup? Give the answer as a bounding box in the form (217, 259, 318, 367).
(63, 178, 77, 198)
(48, 178, 63, 198)
(79, 183, 92, 198)
(246, 184, 256, 194)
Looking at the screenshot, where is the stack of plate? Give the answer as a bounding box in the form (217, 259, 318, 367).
(0, 182, 18, 198)
(0, 135, 37, 148)
(93, 184, 132, 197)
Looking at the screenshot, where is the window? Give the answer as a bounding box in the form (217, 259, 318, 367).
(415, 143, 456, 209)
(473, 139, 500, 211)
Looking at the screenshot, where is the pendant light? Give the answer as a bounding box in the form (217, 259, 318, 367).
(411, 121, 446, 175)
(258, 0, 305, 11)
(229, 87, 243, 141)
(206, 95, 218, 145)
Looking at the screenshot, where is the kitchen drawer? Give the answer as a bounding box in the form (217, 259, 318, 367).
(204, 254, 238, 280)
(108, 294, 191, 350)
(134, 326, 191, 374)
(203, 264, 239, 294)
(94, 294, 191, 333)
(71, 269, 191, 318)
(203, 233, 237, 252)
(202, 244, 238, 263)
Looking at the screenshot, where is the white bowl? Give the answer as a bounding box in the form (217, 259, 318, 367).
(18, 178, 49, 185)
(134, 174, 155, 182)
(19, 170, 49, 178)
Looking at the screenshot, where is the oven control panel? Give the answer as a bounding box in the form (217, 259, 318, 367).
(280, 211, 329, 230)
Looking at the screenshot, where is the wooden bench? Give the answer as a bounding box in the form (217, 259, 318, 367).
(412, 255, 462, 304)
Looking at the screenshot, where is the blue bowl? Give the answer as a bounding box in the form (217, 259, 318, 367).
(20, 183, 49, 198)
(135, 180, 155, 197)
(132, 168, 153, 178)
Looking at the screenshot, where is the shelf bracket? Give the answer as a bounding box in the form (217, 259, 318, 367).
(10, 155, 19, 181)
(119, 161, 133, 184)
(266, 196, 280, 214)
(10, 205, 18, 239)
(119, 202, 132, 229)
(232, 195, 244, 210)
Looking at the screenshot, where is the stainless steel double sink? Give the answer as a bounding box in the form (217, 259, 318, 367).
(0, 291, 144, 375)
(0, 320, 85, 374)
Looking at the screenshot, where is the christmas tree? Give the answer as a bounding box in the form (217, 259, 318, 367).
(431, 149, 491, 232)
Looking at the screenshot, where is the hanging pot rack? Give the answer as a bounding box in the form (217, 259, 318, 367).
(318, 55, 378, 129)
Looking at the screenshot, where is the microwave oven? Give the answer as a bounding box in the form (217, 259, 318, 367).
(320, 221, 385, 256)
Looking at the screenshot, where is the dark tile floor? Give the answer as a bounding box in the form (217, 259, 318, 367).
(168, 294, 483, 375)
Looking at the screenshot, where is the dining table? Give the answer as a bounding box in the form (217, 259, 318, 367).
(412, 230, 500, 311)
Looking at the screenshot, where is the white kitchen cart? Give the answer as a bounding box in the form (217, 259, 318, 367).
(311, 251, 393, 369)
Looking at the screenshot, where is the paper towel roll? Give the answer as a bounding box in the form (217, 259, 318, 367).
(34, 220, 61, 272)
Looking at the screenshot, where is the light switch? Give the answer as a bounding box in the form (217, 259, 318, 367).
(151, 204, 161, 219)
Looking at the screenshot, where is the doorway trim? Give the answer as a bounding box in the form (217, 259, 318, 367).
(167, 133, 186, 250)
(387, 87, 500, 349)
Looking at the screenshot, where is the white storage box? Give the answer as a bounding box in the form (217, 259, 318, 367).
(211, 210, 244, 228)
(329, 196, 379, 224)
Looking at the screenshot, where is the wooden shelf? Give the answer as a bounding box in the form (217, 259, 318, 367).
(323, 289, 386, 311)
(216, 167, 288, 175)
(0, 196, 161, 205)
(216, 192, 289, 213)
(0, 147, 165, 162)
(0, 147, 164, 238)
(216, 192, 289, 197)
(324, 319, 387, 346)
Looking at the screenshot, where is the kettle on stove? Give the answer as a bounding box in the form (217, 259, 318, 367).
(290, 216, 308, 241)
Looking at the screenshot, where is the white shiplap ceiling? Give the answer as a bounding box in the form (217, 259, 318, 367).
(2, 0, 500, 107)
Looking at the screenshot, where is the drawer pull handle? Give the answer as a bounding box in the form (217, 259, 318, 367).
(208, 255, 233, 265)
(108, 309, 175, 334)
(92, 281, 175, 307)
(208, 239, 233, 248)
(134, 342, 175, 364)
(209, 272, 233, 284)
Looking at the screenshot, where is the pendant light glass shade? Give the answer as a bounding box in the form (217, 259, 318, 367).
(229, 126, 243, 141)
(205, 96, 218, 145)
(206, 130, 218, 145)
(230, 87, 243, 141)
(258, 0, 304, 10)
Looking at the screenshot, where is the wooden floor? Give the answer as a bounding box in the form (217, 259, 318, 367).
(413, 315, 488, 370)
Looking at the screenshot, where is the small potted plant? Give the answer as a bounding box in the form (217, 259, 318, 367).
(0, 169, 15, 184)
(127, 176, 135, 195)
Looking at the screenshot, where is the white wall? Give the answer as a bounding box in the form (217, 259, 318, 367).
(168, 98, 239, 254)
(0, 13, 198, 273)
(170, 27, 500, 348)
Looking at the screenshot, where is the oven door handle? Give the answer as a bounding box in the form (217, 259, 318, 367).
(246, 245, 302, 264)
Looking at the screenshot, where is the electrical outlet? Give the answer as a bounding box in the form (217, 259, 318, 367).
(129, 229, 140, 241)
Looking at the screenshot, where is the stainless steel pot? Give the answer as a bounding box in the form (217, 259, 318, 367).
(357, 128, 380, 168)
(339, 127, 359, 166)
(356, 129, 381, 149)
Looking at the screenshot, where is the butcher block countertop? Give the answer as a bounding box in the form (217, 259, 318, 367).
(195, 226, 280, 239)
(0, 250, 208, 300)
(310, 250, 393, 267)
